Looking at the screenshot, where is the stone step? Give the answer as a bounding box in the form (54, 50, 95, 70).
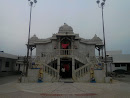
(59, 78, 74, 83)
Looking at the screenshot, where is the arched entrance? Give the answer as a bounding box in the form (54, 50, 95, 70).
(60, 58, 72, 78)
(60, 37, 71, 49)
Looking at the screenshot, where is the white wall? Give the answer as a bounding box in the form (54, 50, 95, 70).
(36, 43, 53, 56)
(14, 63, 24, 72)
(79, 43, 95, 56)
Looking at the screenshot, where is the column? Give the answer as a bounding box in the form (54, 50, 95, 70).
(102, 47, 103, 59)
(30, 47, 32, 57)
(72, 57, 75, 79)
(71, 37, 74, 55)
(110, 63, 112, 73)
(57, 38, 60, 79)
(99, 48, 100, 56)
(57, 57, 60, 80)
(58, 38, 60, 55)
(29, 47, 32, 68)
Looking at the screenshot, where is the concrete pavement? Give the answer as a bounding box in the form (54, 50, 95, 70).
(0, 75, 20, 85)
(0, 75, 130, 98)
(0, 81, 130, 98)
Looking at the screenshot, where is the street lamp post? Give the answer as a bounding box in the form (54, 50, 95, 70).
(26, 0, 37, 76)
(96, 0, 107, 76)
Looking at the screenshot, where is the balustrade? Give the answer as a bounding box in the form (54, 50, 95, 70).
(32, 56, 58, 79)
(57, 49, 73, 55)
(74, 63, 91, 79)
(43, 63, 58, 78)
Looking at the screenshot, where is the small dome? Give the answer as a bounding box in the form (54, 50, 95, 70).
(30, 34, 38, 44)
(58, 23, 74, 34)
(30, 34, 38, 40)
(92, 34, 102, 41)
(92, 34, 103, 45)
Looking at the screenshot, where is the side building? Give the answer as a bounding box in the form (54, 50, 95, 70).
(106, 50, 130, 73)
(0, 52, 24, 76)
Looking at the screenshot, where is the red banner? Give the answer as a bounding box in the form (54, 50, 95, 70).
(64, 64, 69, 71)
(61, 43, 69, 49)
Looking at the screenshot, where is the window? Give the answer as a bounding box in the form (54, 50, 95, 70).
(115, 63, 120, 67)
(41, 53, 45, 57)
(121, 63, 126, 67)
(5, 62, 9, 67)
(41, 53, 43, 57)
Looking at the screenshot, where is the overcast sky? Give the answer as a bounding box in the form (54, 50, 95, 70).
(0, 0, 130, 56)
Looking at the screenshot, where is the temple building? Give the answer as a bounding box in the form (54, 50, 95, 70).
(22, 23, 106, 83)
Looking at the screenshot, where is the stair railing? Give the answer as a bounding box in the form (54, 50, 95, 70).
(43, 63, 59, 79)
(32, 56, 59, 79)
(73, 63, 91, 80)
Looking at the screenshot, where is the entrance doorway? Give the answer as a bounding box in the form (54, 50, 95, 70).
(60, 58, 72, 78)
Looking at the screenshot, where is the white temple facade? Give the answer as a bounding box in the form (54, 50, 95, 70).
(22, 23, 106, 83)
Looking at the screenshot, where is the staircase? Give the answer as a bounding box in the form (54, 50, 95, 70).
(31, 50, 100, 82)
(72, 56, 100, 82)
(31, 56, 59, 82)
(43, 63, 59, 82)
(73, 63, 91, 82)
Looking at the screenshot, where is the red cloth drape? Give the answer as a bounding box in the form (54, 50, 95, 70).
(61, 43, 69, 49)
(64, 64, 69, 71)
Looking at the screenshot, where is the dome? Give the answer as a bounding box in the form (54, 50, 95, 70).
(30, 34, 38, 44)
(30, 34, 38, 40)
(92, 34, 102, 41)
(58, 23, 74, 34)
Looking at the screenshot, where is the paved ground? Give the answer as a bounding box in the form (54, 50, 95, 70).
(114, 75, 130, 83)
(0, 75, 130, 98)
(0, 75, 20, 85)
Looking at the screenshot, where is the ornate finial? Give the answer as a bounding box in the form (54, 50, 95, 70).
(94, 34, 97, 37)
(64, 23, 67, 25)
